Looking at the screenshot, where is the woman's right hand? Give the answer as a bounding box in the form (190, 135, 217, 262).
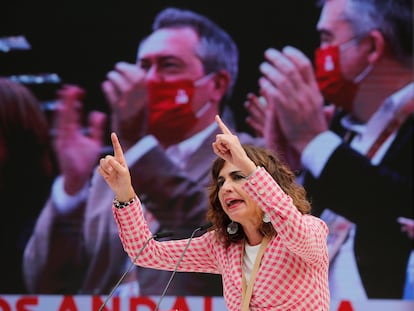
(98, 132, 136, 202)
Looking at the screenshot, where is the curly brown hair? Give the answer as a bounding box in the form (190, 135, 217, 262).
(206, 144, 311, 247)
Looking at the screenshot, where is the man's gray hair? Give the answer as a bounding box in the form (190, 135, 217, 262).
(318, 0, 412, 66)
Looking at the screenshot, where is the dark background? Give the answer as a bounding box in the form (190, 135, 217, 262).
(1, 0, 321, 133)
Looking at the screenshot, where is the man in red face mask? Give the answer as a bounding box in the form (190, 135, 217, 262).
(245, 0, 413, 301)
(24, 7, 263, 298)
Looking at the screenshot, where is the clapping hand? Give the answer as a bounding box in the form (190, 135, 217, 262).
(54, 85, 107, 195)
(102, 62, 148, 149)
(398, 217, 414, 240)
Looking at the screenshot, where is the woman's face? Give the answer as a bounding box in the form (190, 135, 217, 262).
(217, 161, 261, 224)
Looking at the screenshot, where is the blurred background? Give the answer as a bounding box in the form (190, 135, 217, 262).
(1, 0, 320, 134)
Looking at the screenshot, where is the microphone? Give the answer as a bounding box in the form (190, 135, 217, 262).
(155, 222, 213, 311)
(98, 230, 174, 311)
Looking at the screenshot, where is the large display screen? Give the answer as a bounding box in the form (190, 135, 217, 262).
(1, 0, 412, 310)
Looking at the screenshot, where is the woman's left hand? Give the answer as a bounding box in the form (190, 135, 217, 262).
(212, 115, 256, 176)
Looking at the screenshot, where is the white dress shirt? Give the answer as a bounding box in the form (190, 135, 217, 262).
(300, 82, 414, 299)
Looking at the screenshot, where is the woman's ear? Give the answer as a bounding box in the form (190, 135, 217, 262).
(365, 29, 385, 64)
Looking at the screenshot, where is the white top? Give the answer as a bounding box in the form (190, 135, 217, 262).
(243, 241, 261, 284)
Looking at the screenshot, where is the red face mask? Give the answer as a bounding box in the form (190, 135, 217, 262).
(147, 75, 212, 143)
(314, 45, 358, 112)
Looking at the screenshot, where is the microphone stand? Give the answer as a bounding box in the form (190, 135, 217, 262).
(98, 231, 173, 311)
(155, 222, 212, 311)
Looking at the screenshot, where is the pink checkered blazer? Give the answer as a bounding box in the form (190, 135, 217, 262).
(113, 167, 330, 310)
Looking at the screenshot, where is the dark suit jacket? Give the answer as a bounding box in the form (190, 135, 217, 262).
(23, 127, 263, 296)
(304, 111, 413, 298)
